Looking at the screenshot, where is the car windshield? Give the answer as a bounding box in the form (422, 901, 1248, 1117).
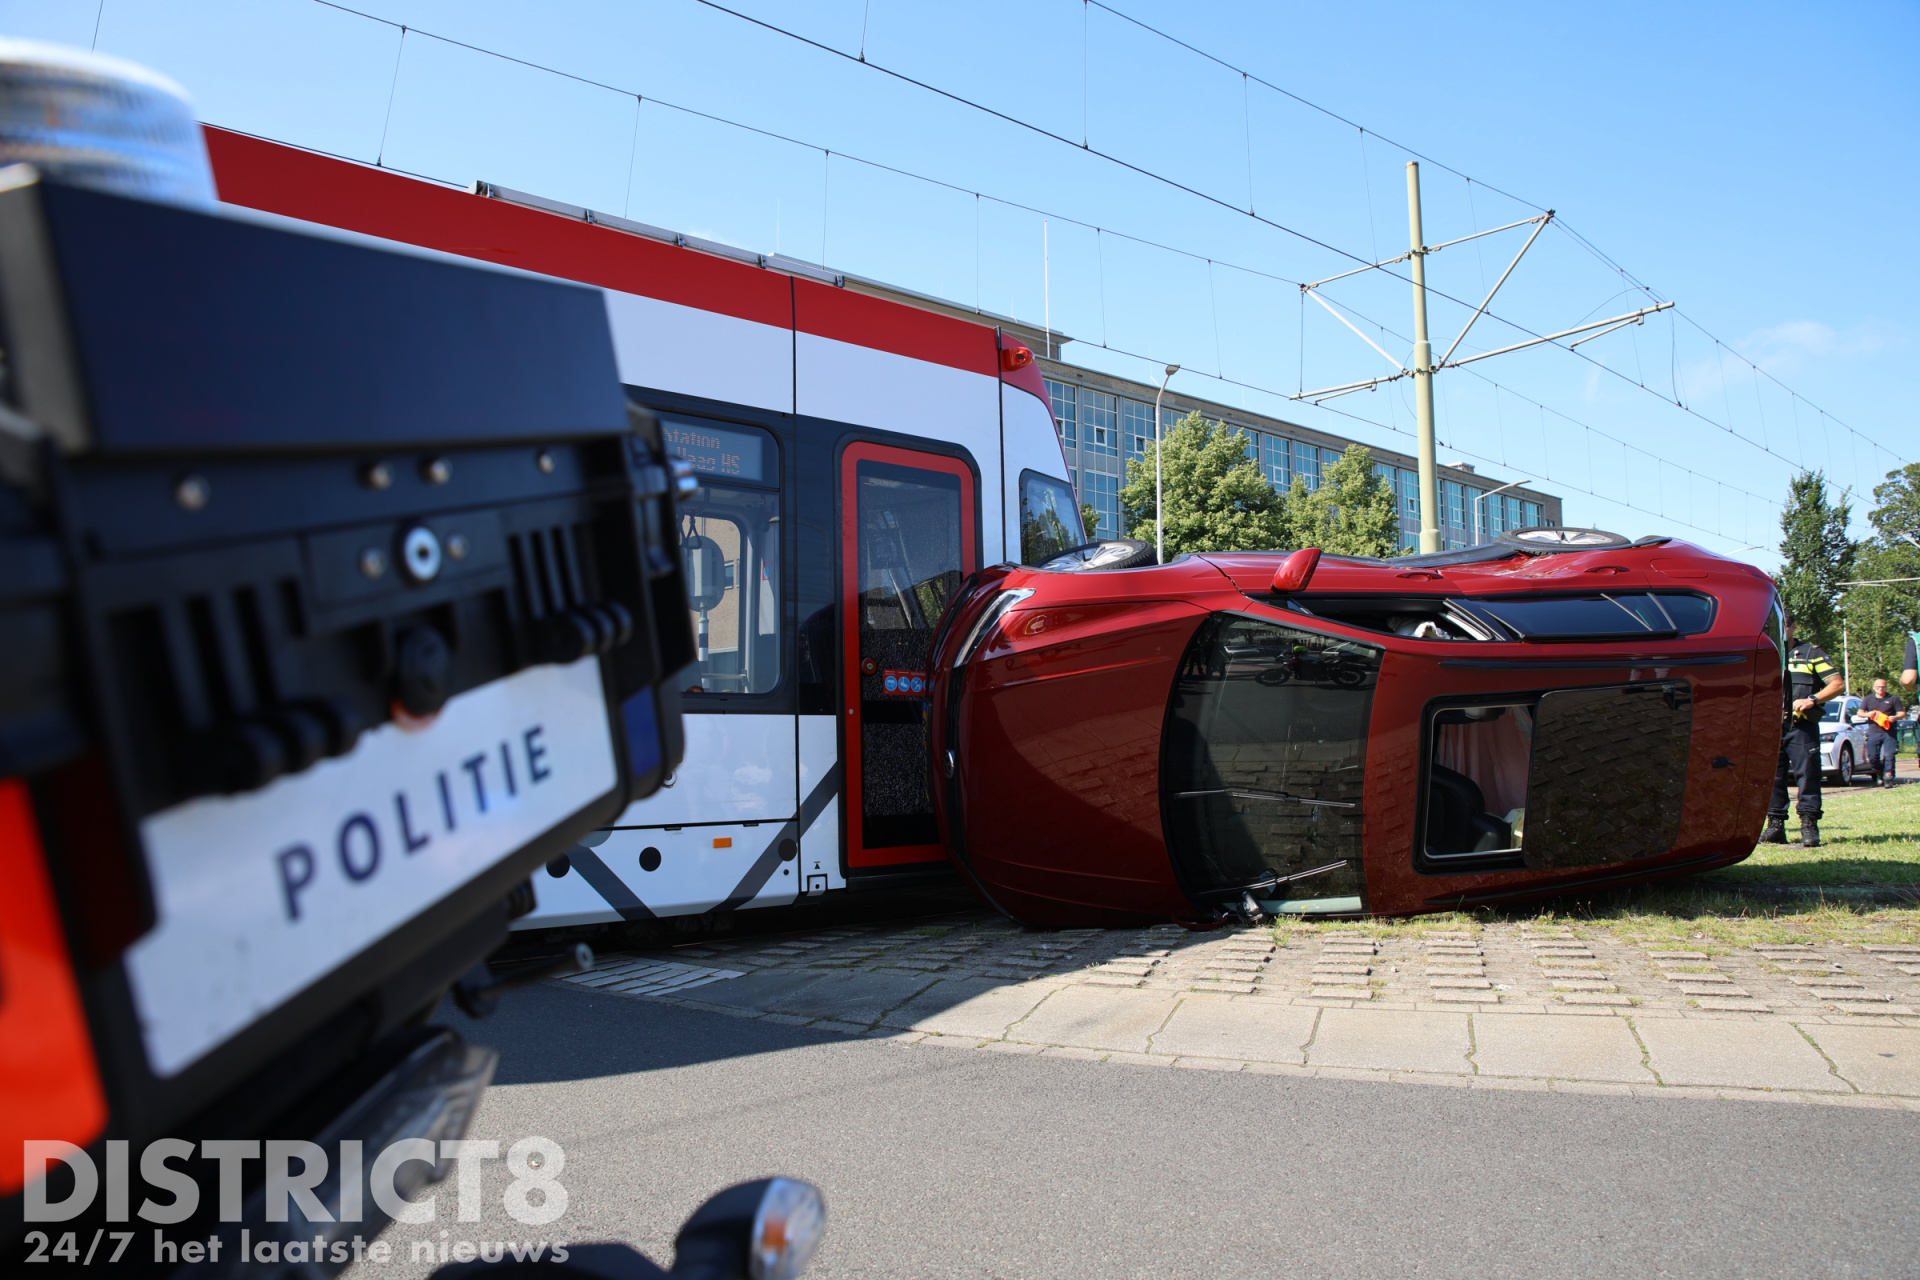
(1821, 700, 1853, 724)
(1161, 615, 1380, 912)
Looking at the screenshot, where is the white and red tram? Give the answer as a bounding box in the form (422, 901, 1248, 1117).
(205, 127, 1084, 933)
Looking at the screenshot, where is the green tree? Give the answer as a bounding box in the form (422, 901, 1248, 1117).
(1840, 463, 1920, 684)
(1277, 443, 1402, 558)
(1079, 501, 1101, 543)
(1775, 469, 1855, 652)
(1121, 412, 1284, 555)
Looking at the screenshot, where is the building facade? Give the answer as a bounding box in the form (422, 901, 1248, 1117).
(1042, 359, 1560, 553)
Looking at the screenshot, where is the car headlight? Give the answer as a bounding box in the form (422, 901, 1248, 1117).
(1819, 733, 1836, 743)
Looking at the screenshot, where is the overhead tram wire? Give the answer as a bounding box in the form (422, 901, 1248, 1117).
(1087, 0, 1906, 470)
(682, 0, 1902, 476)
(304, 0, 1815, 512)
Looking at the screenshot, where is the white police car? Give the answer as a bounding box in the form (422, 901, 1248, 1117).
(1818, 696, 1870, 785)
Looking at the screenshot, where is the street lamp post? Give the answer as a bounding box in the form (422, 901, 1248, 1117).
(1153, 364, 1179, 564)
(1472, 478, 1530, 547)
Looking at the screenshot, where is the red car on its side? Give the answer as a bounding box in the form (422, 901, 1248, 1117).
(926, 530, 1781, 926)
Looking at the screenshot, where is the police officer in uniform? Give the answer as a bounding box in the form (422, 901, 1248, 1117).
(1763, 616, 1846, 847)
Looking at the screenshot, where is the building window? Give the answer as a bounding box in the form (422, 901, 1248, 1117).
(1047, 378, 1076, 447)
(1264, 435, 1292, 489)
(1082, 470, 1121, 540)
(1523, 500, 1542, 528)
(1443, 481, 1466, 531)
(1081, 388, 1118, 457)
(1293, 442, 1321, 491)
(1122, 397, 1154, 460)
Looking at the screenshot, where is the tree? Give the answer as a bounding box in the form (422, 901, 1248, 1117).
(1775, 470, 1854, 652)
(1278, 443, 1402, 558)
(1121, 413, 1284, 555)
(1079, 501, 1101, 543)
(1841, 463, 1920, 683)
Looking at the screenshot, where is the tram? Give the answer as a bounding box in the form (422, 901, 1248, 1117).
(207, 127, 1083, 934)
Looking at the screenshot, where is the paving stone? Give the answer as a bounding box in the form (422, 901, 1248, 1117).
(1791, 976, 1865, 988)
(1474, 1011, 1654, 1082)
(1800, 1025, 1920, 1094)
(887, 960, 949, 971)
(1424, 967, 1483, 977)
(1191, 980, 1259, 994)
(1647, 950, 1711, 960)
(1308, 1008, 1471, 1072)
(1666, 972, 1733, 984)
(1861, 945, 1920, 955)
(1752, 943, 1816, 952)
(1636, 1018, 1847, 1091)
(1315, 964, 1373, 975)
(1011, 986, 1180, 1053)
(691, 968, 937, 1022)
(1694, 998, 1771, 1012)
(1526, 951, 1595, 960)
(1204, 961, 1267, 973)
(1553, 981, 1619, 992)
(1679, 984, 1753, 998)
(1429, 978, 1493, 989)
(1540, 968, 1607, 979)
(1561, 993, 1632, 1006)
(989, 957, 1055, 970)
(1773, 962, 1843, 972)
(1428, 932, 1477, 939)
(1084, 975, 1144, 988)
(1529, 942, 1593, 950)
(1826, 992, 1895, 1004)
(1895, 965, 1920, 977)
(1310, 975, 1370, 987)
(1148, 994, 1317, 1064)
(1433, 990, 1501, 1004)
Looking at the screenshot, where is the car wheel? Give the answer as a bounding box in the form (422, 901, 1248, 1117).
(1838, 744, 1854, 786)
(1494, 526, 1632, 553)
(1035, 538, 1157, 571)
(1255, 666, 1293, 686)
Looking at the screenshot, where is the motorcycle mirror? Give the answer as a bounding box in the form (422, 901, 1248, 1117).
(671, 1177, 826, 1280)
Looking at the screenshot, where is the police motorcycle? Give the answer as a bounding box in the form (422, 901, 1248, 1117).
(0, 41, 825, 1278)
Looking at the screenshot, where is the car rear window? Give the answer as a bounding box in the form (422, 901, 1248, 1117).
(1463, 591, 1715, 641)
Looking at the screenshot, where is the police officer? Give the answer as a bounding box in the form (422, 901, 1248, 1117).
(1763, 615, 1846, 847)
(1903, 630, 1917, 691)
(1860, 676, 1905, 788)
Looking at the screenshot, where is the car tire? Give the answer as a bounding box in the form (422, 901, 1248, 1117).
(1837, 744, 1854, 787)
(1494, 526, 1632, 553)
(1036, 538, 1156, 571)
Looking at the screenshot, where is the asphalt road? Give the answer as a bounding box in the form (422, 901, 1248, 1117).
(355, 983, 1920, 1280)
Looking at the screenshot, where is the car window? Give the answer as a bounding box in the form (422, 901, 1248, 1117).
(1463, 591, 1715, 641)
(1162, 615, 1380, 911)
(1018, 470, 1085, 564)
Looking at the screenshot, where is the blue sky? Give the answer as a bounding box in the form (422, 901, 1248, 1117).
(9, 0, 1914, 566)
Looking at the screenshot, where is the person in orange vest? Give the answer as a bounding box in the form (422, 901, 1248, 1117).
(1861, 676, 1906, 789)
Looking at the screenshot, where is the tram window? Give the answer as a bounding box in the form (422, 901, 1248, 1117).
(680, 483, 782, 695)
(1162, 615, 1379, 912)
(1019, 470, 1085, 564)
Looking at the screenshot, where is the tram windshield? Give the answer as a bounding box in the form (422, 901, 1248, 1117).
(1162, 615, 1380, 913)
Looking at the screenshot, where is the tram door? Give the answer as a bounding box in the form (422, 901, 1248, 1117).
(840, 443, 978, 868)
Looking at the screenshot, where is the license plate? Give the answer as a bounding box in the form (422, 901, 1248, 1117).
(124, 658, 616, 1077)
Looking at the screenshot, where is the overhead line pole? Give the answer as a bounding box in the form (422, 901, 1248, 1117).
(1407, 162, 1440, 554)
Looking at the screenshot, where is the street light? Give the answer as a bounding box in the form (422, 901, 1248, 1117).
(1472, 478, 1530, 548)
(1153, 364, 1179, 564)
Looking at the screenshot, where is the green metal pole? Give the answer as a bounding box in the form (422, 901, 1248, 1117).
(1408, 161, 1440, 554)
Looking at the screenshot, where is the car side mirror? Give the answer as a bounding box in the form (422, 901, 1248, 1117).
(672, 1178, 826, 1280)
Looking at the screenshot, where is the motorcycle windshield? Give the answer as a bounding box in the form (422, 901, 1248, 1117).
(1161, 613, 1381, 912)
